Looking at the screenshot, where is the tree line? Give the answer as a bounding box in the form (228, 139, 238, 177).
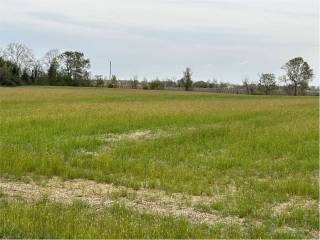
(0, 42, 315, 96)
(0, 43, 91, 87)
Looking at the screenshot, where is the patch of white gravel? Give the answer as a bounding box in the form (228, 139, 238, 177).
(272, 198, 318, 215)
(1, 178, 318, 238)
(0, 177, 243, 226)
(77, 125, 227, 157)
(75, 148, 99, 157)
(100, 129, 172, 142)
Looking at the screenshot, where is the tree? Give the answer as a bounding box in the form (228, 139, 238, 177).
(108, 75, 118, 88)
(281, 57, 313, 96)
(193, 81, 208, 88)
(43, 49, 60, 70)
(181, 67, 193, 91)
(242, 78, 256, 95)
(299, 80, 309, 96)
(242, 77, 251, 94)
(21, 69, 30, 84)
(3, 42, 34, 72)
(0, 48, 4, 58)
(141, 77, 148, 90)
(30, 60, 44, 84)
(209, 79, 219, 88)
(94, 75, 104, 87)
(132, 79, 139, 89)
(258, 73, 276, 95)
(0, 57, 20, 86)
(59, 51, 90, 86)
(162, 78, 177, 88)
(149, 78, 164, 90)
(47, 59, 60, 85)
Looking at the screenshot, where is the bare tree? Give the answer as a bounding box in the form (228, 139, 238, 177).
(110, 75, 118, 88)
(94, 75, 104, 87)
(28, 59, 43, 83)
(3, 42, 34, 71)
(0, 48, 4, 58)
(242, 77, 250, 94)
(43, 49, 60, 70)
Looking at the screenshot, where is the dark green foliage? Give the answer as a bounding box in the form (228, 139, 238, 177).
(58, 51, 91, 86)
(0, 57, 20, 86)
(47, 59, 60, 85)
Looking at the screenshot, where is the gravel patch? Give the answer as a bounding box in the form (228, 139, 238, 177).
(0, 177, 243, 226)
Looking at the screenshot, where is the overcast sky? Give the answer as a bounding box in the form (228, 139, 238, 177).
(0, 0, 319, 84)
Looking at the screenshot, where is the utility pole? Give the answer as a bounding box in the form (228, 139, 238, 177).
(109, 61, 112, 80)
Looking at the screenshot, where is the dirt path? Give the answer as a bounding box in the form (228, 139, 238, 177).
(0, 177, 244, 226)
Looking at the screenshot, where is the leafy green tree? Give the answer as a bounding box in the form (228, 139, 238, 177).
(0, 57, 20, 86)
(281, 57, 313, 96)
(181, 67, 193, 91)
(59, 51, 90, 86)
(193, 81, 208, 88)
(258, 73, 277, 95)
(299, 80, 309, 96)
(47, 59, 60, 85)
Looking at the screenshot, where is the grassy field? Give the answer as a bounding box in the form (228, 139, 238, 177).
(0, 86, 318, 238)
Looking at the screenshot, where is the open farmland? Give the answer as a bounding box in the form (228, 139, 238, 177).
(0, 86, 318, 238)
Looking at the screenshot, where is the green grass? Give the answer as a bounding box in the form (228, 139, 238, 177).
(0, 86, 318, 238)
(0, 199, 316, 239)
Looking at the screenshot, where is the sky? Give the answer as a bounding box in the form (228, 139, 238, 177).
(0, 0, 319, 84)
